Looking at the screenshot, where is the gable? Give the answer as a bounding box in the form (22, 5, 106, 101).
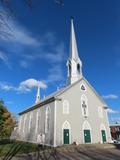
(55, 77, 107, 107)
(83, 78, 107, 106)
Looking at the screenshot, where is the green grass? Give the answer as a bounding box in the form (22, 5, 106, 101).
(0, 139, 38, 156)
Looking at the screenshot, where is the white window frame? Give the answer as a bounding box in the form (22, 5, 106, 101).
(82, 120, 92, 143)
(81, 94, 89, 117)
(62, 121, 71, 144)
(28, 112, 32, 132)
(23, 114, 27, 134)
(18, 116, 22, 133)
(63, 100, 69, 114)
(35, 109, 41, 135)
(80, 84, 86, 91)
(100, 124, 107, 143)
(98, 106, 103, 118)
(45, 106, 51, 133)
(35, 110, 39, 134)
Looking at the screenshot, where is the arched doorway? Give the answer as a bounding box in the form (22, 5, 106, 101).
(100, 124, 107, 143)
(62, 121, 71, 144)
(83, 121, 92, 143)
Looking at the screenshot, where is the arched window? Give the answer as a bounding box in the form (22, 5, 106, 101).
(28, 112, 32, 132)
(35, 109, 40, 134)
(45, 106, 50, 133)
(68, 64, 71, 76)
(23, 114, 27, 134)
(81, 95, 88, 116)
(19, 116, 22, 133)
(98, 106, 103, 118)
(63, 100, 69, 114)
(77, 63, 80, 74)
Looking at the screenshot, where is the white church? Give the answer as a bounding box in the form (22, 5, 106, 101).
(18, 19, 111, 147)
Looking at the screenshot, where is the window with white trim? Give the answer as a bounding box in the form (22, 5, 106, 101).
(36, 109, 41, 134)
(28, 112, 32, 132)
(98, 106, 103, 118)
(81, 95, 88, 116)
(23, 114, 27, 133)
(19, 116, 22, 132)
(63, 100, 69, 114)
(45, 106, 50, 133)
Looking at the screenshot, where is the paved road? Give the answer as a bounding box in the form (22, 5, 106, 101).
(58, 147, 120, 160)
(1, 144, 120, 160)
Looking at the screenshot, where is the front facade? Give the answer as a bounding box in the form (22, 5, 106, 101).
(17, 19, 111, 146)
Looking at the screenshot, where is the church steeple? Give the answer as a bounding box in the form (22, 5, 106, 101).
(35, 81, 40, 104)
(67, 18, 82, 85)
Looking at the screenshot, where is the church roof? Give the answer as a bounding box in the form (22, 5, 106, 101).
(19, 77, 107, 115)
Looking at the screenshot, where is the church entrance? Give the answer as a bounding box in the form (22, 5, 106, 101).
(84, 130, 91, 143)
(101, 130, 106, 143)
(63, 129, 69, 144)
(62, 121, 71, 145)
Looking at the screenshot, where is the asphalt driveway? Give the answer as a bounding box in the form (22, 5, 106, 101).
(1, 144, 120, 160)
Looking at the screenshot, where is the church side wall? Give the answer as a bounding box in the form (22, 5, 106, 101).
(55, 79, 111, 146)
(18, 101, 55, 146)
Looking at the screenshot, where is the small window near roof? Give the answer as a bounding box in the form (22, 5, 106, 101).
(98, 106, 103, 118)
(80, 84, 86, 91)
(63, 100, 69, 114)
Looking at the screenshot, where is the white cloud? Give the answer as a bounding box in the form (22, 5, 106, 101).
(19, 60, 29, 68)
(18, 79, 47, 93)
(0, 82, 15, 91)
(111, 118, 120, 121)
(0, 19, 40, 46)
(44, 42, 65, 63)
(0, 15, 66, 69)
(46, 65, 64, 83)
(0, 79, 47, 93)
(0, 51, 11, 68)
(107, 108, 119, 114)
(21, 42, 66, 64)
(102, 94, 118, 100)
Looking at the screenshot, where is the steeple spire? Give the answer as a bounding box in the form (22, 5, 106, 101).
(67, 18, 82, 85)
(35, 81, 40, 104)
(70, 17, 79, 60)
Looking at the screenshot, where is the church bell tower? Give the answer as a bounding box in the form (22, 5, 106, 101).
(67, 18, 83, 85)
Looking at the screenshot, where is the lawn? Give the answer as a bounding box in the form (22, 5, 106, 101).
(0, 139, 38, 157)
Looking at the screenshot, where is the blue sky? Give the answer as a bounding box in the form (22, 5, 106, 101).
(0, 0, 120, 123)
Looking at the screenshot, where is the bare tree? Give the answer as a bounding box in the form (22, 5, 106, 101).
(0, 0, 65, 37)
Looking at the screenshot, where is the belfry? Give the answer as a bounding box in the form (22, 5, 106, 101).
(67, 18, 82, 85)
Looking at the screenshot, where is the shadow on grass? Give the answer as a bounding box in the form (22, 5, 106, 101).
(0, 140, 61, 160)
(0, 139, 13, 145)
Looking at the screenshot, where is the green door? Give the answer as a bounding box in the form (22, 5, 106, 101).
(63, 129, 69, 144)
(101, 130, 106, 143)
(84, 130, 91, 143)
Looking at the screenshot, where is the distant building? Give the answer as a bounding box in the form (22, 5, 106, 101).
(17, 18, 111, 147)
(110, 123, 120, 141)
